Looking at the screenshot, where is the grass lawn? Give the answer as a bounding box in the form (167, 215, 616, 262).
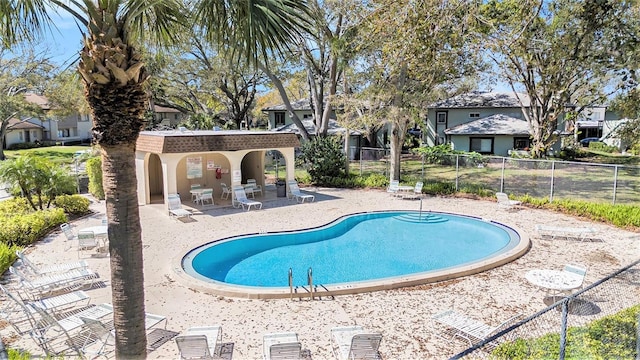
(4, 145, 93, 165)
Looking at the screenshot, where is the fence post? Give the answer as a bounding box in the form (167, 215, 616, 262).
(421, 154, 425, 179)
(613, 165, 618, 205)
(559, 299, 569, 360)
(500, 157, 506, 193)
(549, 160, 555, 202)
(455, 155, 459, 191)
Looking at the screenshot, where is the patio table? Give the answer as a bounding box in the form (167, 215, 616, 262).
(525, 269, 583, 297)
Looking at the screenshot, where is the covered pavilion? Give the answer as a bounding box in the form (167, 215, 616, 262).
(134, 129, 300, 207)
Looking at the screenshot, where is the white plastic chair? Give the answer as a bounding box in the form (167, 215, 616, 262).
(199, 189, 214, 205)
(77, 231, 98, 258)
(190, 184, 202, 202)
(168, 194, 193, 220)
(232, 186, 262, 211)
(331, 326, 382, 360)
(496, 192, 523, 210)
(247, 179, 263, 197)
(175, 326, 223, 360)
(15, 250, 88, 275)
(263, 332, 302, 360)
(220, 183, 232, 200)
(287, 180, 315, 203)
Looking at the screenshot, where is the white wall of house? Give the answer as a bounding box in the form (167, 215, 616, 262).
(40, 114, 92, 143)
(267, 110, 316, 129)
(449, 135, 518, 155)
(5, 128, 44, 148)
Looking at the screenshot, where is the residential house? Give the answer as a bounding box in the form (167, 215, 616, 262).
(153, 105, 185, 127)
(263, 99, 364, 159)
(426, 91, 534, 156)
(4, 118, 45, 148)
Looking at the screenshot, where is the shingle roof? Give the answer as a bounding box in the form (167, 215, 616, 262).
(136, 130, 300, 153)
(6, 118, 44, 130)
(444, 114, 530, 136)
(272, 119, 361, 136)
(24, 93, 51, 110)
(430, 91, 531, 108)
(261, 99, 311, 112)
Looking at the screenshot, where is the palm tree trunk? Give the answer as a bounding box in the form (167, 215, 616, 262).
(103, 142, 148, 357)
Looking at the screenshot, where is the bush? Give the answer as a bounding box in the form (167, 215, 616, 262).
(0, 242, 20, 274)
(86, 157, 104, 200)
(299, 137, 346, 184)
(492, 304, 640, 359)
(54, 194, 91, 215)
(0, 208, 67, 247)
(422, 181, 456, 195)
(589, 141, 618, 153)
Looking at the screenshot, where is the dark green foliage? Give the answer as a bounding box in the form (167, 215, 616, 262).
(299, 137, 346, 184)
(422, 180, 456, 195)
(86, 157, 104, 200)
(413, 144, 457, 165)
(0, 208, 66, 246)
(492, 304, 640, 359)
(53, 194, 91, 215)
(0, 242, 20, 275)
(588, 141, 617, 153)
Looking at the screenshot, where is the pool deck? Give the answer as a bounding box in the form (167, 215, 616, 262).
(2, 187, 638, 359)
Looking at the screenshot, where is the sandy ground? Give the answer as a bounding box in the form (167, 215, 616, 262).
(2, 187, 638, 359)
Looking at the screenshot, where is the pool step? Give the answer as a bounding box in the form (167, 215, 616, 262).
(394, 213, 448, 224)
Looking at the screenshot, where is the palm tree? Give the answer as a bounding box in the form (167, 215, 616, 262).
(2, 0, 309, 357)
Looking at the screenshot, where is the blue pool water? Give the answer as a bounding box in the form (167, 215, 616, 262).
(183, 211, 520, 288)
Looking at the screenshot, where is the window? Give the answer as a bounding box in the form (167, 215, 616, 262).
(274, 112, 286, 126)
(58, 128, 71, 138)
(436, 112, 447, 124)
(513, 137, 530, 150)
(470, 137, 493, 154)
(469, 112, 480, 119)
(302, 114, 312, 119)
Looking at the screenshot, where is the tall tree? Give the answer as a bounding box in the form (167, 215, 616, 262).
(1, 0, 309, 358)
(358, 0, 481, 181)
(478, 0, 636, 157)
(0, 47, 51, 160)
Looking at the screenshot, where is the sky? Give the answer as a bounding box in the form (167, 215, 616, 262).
(41, 11, 84, 67)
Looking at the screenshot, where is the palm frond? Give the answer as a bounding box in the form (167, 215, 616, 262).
(0, 0, 52, 46)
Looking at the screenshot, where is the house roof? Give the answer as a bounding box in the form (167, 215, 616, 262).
(136, 130, 300, 153)
(262, 99, 312, 112)
(272, 119, 361, 136)
(25, 93, 52, 110)
(154, 105, 182, 113)
(431, 91, 530, 109)
(6, 118, 44, 130)
(444, 114, 530, 136)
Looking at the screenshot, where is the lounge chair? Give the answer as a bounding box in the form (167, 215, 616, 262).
(431, 309, 523, 346)
(330, 325, 382, 360)
(287, 181, 315, 203)
(175, 325, 223, 360)
(60, 223, 76, 250)
(535, 224, 598, 241)
(386, 180, 399, 197)
(9, 266, 97, 295)
(495, 192, 523, 210)
(402, 181, 423, 200)
(263, 332, 303, 360)
(233, 186, 263, 211)
(168, 194, 193, 220)
(16, 250, 88, 275)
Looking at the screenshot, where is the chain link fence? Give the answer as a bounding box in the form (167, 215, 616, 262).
(451, 259, 640, 359)
(353, 150, 640, 205)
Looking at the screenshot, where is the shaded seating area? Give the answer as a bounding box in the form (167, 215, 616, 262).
(431, 309, 523, 346)
(330, 325, 382, 360)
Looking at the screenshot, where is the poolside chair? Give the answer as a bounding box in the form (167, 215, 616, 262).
(190, 184, 202, 202)
(199, 188, 214, 205)
(496, 192, 523, 210)
(9, 266, 97, 295)
(535, 224, 599, 241)
(77, 230, 99, 258)
(386, 180, 399, 197)
(27, 304, 96, 357)
(431, 309, 523, 346)
(330, 325, 382, 360)
(287, 180, 315, 203)
(263, 332, 303, 360)
(175, 325, 223, 360)
(562, 263, 587, 292)
(220, 183, 232, 200)
(60, 223, 76, 250)
(16, 250, 89, 275)
(402, 181, 423, 200)
(233, 186, 263, 211)
(247, 178, 263, 197)
(168, 194, 193, 220)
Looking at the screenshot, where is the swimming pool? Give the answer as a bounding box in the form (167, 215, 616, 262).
(180, 211, 530, 298)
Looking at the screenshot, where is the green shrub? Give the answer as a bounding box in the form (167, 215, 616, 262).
(422, 181, 456, 195)
(86, 157, 104, 200)
(588, 141, 617, 153)
(360, 173, 388, 188)
(299, 137, 346, 184)
(0, 208, 67, 247)
(53, 194, 91, 215)
(0, 198, 32, 217)
(492, 304, 640, 359)
(0, 242, 21, 274)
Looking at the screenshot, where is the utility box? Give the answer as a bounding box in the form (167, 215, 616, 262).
(276, 180, 286, 197)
